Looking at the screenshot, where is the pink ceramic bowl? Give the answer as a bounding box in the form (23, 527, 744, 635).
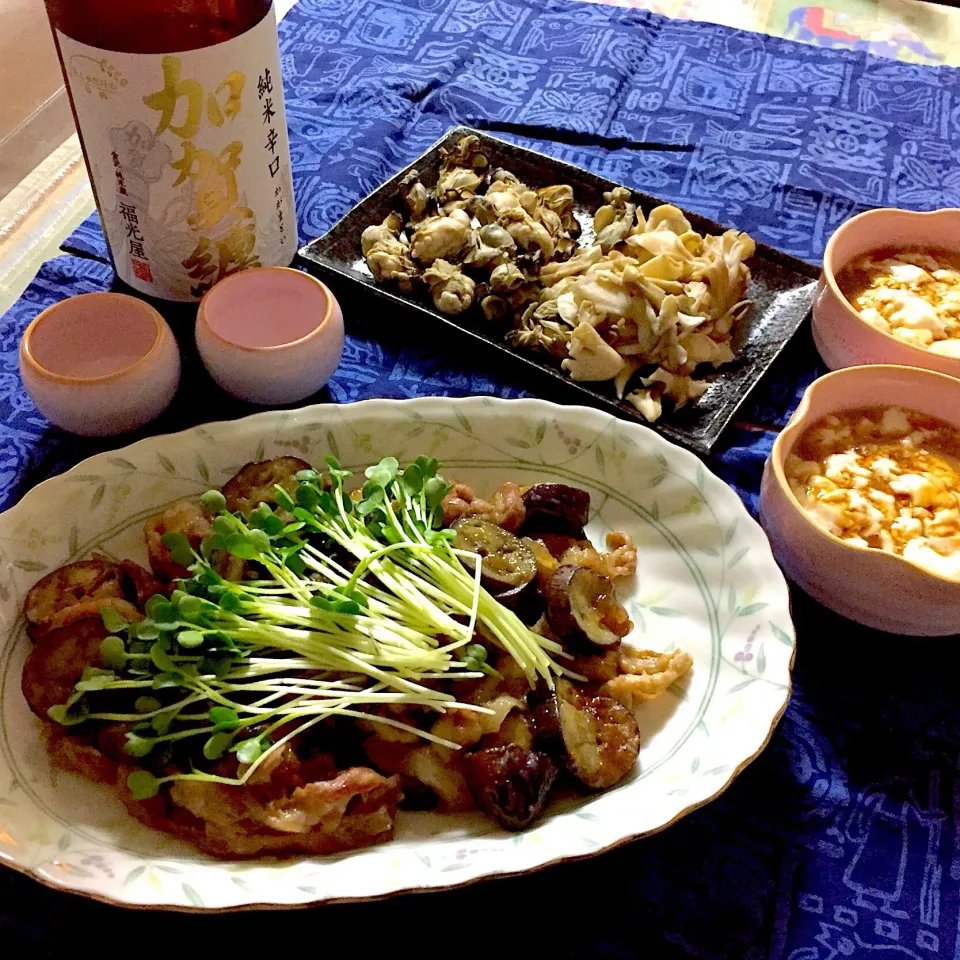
(196, 267, 344, 405)
(812, 207, 960, 377)
(19, 293, 180, 436)
(759, 364, 960, 635)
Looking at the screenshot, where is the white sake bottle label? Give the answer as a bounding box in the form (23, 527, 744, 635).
(58, 3, 296, 301)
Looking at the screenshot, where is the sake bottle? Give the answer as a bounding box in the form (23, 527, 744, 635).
(45, 0, 296, 301)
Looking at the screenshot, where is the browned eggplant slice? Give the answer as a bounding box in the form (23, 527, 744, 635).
(119, 560, 165, 610)
(452, 517, 538, 595)
(544, 564, 622, 651)
(21, 617, 110, 720)
(519, 483, 590, 536)
(24, 559, 128, 642)
(463, 744, 558, 830)
(222, 456, 311, 516)
(533, 679, 640, 790)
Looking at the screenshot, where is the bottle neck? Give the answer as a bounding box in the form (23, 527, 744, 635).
(46, 0, 272, 53)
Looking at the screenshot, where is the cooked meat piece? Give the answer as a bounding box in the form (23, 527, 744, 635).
(47, 730, 118, 785)
(442, 481, 526, 532)
(402, 746, 474, 812)
(430, 694, 522, 749)
(144, 500, 213, 581)
(465, 650, 534, 703)
(221, 457, 311, 517)
(558, 534, 638, 582)
(568, 649, 621, 684)
(464, 745, 557, 830)
(365, 735, 475, 812)
(533, 678, 640, 790)
(167, 766, 402, 858)
(600, 648, 693, 711)
(259, 768, 399, 835)
(22, 617, 111, 719)
(24, 558, 128, 642)
(602, 531, 638, 578)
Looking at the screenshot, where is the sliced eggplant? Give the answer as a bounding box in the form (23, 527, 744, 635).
(21, 617, 108, 720)
(533, 679, 640, 790)
(119, 560, 165, 611)
(24, 559, 127, 642)
(519, 483, 590, 536)
(463, 744, 558, 830)
(221, 456, 312, 516)
(452, 517, 538, 598)
(544, 564, 622, 651)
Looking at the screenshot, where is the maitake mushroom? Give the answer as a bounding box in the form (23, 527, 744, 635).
(593, 187, 636, 252)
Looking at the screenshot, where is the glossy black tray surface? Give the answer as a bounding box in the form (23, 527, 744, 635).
(299, 127, 817, 455)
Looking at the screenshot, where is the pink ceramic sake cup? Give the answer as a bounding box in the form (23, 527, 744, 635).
(812, 207, 960, 377)
(19, 293, 180, 436)
(759, 364, 960, 635)
(195, 267, 344, 405)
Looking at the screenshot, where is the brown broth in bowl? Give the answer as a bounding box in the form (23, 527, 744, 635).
(785, 405, 960, 578)
(836, 247, 960, 354)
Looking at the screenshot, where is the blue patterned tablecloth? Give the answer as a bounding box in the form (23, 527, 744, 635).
(5, 1, 960, 956)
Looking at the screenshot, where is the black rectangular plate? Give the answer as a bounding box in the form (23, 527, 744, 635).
(298, 126, 818, 456)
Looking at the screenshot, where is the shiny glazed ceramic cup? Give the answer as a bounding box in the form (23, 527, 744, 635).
(196, 267, 344, 405)
(19, 293, 180, 436)
(812, 207, 960, 377)
(759, 364, 960, 635)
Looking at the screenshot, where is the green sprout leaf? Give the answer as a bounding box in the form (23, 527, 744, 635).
(200, 489, 227, 514)
(273, 486, 296, 512)
(209, 706, 239, 731)
(151, 672, 182, 691)
(203, 731, 233, 761)
(127, 771, 161, 800)
(99, 634, 127, 670)
(150, 640, 179, 673)
(424, 476, 449, 510)
(132, 620, 161, 641)
(135, 696, 161, 714)
(235, 738, 265, 765)
(151, 710, 175, 735)
(78, 666, 116, 691)
(100, 606, 129, 634)
(212, 515, 236, 538)
(161, 532, 195, 567)
(123, 732, 155, 758)
(223, 533, 262, 560)
(177, 630, 205, 649)
(248, 529, 271, 554)
(365, 456, 399, 489)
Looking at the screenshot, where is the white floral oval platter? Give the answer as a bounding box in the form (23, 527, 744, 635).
(0, 397, 794, 910)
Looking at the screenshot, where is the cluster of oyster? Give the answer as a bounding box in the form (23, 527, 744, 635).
(360, 136, 756, 422)
(361, 135, 579, 323)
